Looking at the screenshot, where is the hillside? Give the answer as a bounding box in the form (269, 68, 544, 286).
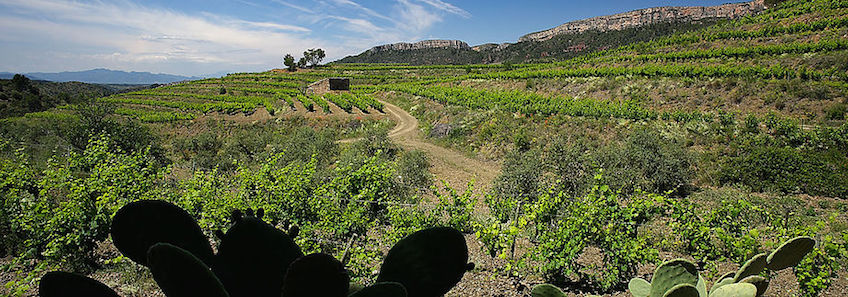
(0, 74, 149, 118)
(337, 0, 765, 65)
(2, 0, 848, 297)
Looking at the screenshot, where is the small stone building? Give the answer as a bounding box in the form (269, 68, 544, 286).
(307, 77, 350, 95)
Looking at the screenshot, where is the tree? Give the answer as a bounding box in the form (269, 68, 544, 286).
(297, 57, 307, 68)
(303, 48, 326, 67)
(283, 54, 297, 71)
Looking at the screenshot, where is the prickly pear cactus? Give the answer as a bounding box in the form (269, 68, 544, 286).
(530, 284, 566, 297)
(709, 277, 735, 296)
(650, 259, 700, 297)
(708, 283, 756, 297)
(766, 236, 815, 271)
(110, 200, 214, 266)
(213, 208, 303, 297)
(147, 243, 229, 297)
(628, 277, 651, 297)
(739, 276, 768, 297)
(717, 272, 736, 283)
(376, 227, 472, 297)
(733, 253, 767, 283)
(663, 284, 699, 297)
(281, 253, 349, 297)
(696, 275, 707, 297)
(349, 282, 408, 297)
(38, 271, 120, 297)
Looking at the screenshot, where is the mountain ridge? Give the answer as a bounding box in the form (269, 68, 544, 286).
(0, 68, 200, 84)
(520, 0, 767, 42)
(337, 0, 768, 65)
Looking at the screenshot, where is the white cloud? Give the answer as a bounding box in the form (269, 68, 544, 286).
(327, 0, 396, 23)
(0, 0, 471, 74)
(395, 0, 443, 32)
(268, 0, 314, 13)
(417, 0, 471, 18)
(0, 0, 337, 75)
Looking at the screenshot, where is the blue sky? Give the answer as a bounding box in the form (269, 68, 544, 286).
(0, 0, 741, 76)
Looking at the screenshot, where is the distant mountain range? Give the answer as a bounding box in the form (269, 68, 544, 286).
(0, 68, 201, 84)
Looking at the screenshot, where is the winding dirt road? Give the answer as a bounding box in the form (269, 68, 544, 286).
(342, 100, 501, 191)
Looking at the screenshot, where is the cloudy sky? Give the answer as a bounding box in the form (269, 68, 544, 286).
(0, 0, 738, 76)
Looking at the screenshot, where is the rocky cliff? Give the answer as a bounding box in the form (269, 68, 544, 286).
(520, 0, 766, 42)
(367, 40, 471, 53)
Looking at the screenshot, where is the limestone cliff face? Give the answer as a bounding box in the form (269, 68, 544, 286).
(519, 0, 766, 42)
(367, 40, 471, 53)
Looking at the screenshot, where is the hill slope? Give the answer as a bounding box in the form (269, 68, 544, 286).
(337, 1, 766, 65)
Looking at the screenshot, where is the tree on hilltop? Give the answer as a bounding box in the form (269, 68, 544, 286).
(282, 48, 325, 70)
(303, 48, 326, 68)
(283, 54, 297, 71)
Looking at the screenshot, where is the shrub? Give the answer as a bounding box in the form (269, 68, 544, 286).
(490, 150, 543, 221)
(718, 143, 848, 197)
(543, 138, 591, 196)
(597, 128, 692, 195)
(395, 150, 432, 194)
(1, 136, 165, 269)
(825, 103, 847, 121)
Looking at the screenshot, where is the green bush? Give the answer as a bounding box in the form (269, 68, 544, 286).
(597, 128, 692, 195)
(543, 139, 591, 196)
(718, 143, 848, 197)
(395, 150, 432, 194)
(1, 135, 165, 269)
(825, 103, 847, 121)
(490, 150, 543, 221)
(533, 176, 662, 291)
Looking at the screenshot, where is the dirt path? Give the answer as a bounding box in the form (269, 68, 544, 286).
(341, 100, 500, 192)
(384, 101, 500, 191)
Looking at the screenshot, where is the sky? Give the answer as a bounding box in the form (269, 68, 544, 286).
(0, 0, 741, 76)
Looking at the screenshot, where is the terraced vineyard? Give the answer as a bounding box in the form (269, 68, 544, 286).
(84, 72, 386, 122)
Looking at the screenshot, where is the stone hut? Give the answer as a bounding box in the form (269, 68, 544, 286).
(307, 77, 350, 95)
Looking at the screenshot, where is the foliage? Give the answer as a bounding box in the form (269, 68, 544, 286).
(795, 232, 848, 297)
(532, 175, 663, 291)
(303, 48, 326, 68)
(1, 135, 166, 269)
(284, 54, 297, 71)
(718, 141, 848, 198)
(395, 150, 432, 194)
(490, 150, 544, 221)
(597, 128, 692, 195)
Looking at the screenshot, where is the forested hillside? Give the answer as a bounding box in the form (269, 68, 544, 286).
(337, 20, 721, 65)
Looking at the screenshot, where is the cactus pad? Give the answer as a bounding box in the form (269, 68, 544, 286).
(147, 243, 229, 297)
(530, 284, 566, 297)
(281, 253, 350, 297)
(39, 272, 120, 297)
(766, 236, 815, 271)
(110, 200, 213, 266)
(740, 276, 768, 297)
(718, 272, 736, 282)
(212, 209, 303, 297)
(349, 282, 408, 297)
(662, 284, 699, 297)
(650, 259, 699, 297)
(697, 275, 707, 297)
(708, 283, 756, 297)
(377, 227, 470, 297)
(628, 277, 651, 297)
(734, 253, 767, 282)
(709, 278, 735, 296)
